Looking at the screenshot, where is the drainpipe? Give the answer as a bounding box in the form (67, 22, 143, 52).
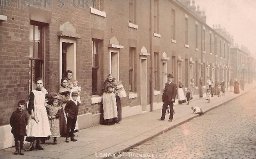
(149, 0, 154, 112)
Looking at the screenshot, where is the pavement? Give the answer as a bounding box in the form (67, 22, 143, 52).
(0, 83, 255, 159)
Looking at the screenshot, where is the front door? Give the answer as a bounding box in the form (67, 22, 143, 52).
(60, 38, 76, 81)
(162, 61, 167, 90)
(140, 58, 147, 111)
(109, 50, 119, 80)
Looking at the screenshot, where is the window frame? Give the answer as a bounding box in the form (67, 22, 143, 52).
(154, 52, 160, 90)
(171, 9, 176, 40)
(92, 0, 104, 11)
(153, 0, 159, 33)
(29, 21, 46, 92)
(185, 17, 189, 45)
(129, 0, 136, 24)
(129, 47, 137, 92)
(92, 39, 102, 95)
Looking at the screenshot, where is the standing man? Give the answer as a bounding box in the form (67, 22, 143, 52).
(160, 74, 177, 122)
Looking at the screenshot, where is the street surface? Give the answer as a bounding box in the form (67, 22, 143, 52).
(117, 90, 256, 159)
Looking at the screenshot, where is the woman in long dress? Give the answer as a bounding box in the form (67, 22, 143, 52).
(26, 79, 51, 150)
(102, 74, 118, 125)
(59, 78, 71, 137)
(234, 80, 240, 94)
(177, 82, 186, 104)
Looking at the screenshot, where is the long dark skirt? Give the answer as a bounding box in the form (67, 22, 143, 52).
(59, 108, 67, 137)
(116, 96, 122, 122)
(100, 102, 119, 125)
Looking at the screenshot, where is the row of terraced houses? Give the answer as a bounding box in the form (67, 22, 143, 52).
(0, 0, 255, 148)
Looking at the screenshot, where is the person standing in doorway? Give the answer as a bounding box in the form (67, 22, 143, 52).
(65, 70, 73, 89)
(160, 74, 177, 122)
(102, 74, 118, 125)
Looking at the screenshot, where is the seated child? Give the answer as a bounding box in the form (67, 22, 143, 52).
(191, 106, 204, 115)
(10, 100, 29, 155)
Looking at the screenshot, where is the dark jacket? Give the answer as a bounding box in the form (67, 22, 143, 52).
(162, 82, 177, 103)
(65, 100, 80, 119)
(10, 110, 29, 136)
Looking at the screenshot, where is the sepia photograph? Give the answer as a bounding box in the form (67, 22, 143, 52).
(0, 0, 256, 158)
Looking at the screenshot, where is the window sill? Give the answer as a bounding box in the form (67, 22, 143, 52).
(171, 39, 177, 43)
(128, 22, 138, 30)
(154, 90, 161, 96)
(91, 95, 102, 104)
(90, 7, 106, 18)
(195, 48, 199, 51)
(153, 33, 161, 38)
(0, 15, 7, 21)
(129, 92, 138, 99)
(185, 44, 189, 48)
(203, 51, 206, 54)
(210, 52, 213, 55)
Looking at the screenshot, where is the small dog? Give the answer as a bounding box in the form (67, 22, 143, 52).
(191, 106, 204, 115)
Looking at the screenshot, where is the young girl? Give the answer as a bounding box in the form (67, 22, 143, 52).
(47, 95, 61, 144)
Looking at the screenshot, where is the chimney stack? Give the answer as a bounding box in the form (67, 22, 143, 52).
(201, 11, 206, 23)
(191, 0, 196, 11)
(196, 5, 201, 16)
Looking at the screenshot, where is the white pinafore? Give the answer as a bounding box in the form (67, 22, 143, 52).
(27, 90, 51, 137)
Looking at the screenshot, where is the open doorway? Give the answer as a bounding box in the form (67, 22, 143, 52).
(140, 58, 148, 111)
(60, 38, 76, 81)
(109, 50, 119, 80)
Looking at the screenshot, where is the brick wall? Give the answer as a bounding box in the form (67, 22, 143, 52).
(0, 0, 236, 127)
(0, 4, 30, 125)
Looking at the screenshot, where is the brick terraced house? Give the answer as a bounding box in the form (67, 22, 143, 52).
(0, 0, 255, 149)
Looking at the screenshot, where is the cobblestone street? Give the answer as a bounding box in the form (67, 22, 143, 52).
(118, 90, 256, 159)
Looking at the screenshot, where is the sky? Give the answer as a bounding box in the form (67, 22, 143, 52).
(195, 0, 256, 55)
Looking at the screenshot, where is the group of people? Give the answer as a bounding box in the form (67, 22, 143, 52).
(10, 72, 127, 155)
(10, 70, 80, 155)
(160, 74, 230, 121)
(10, 70, 242, 155)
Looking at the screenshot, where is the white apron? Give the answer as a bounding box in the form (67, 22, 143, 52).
(27, 90, 51, 137)
(177, 88, 186, 101)
(102, 92, 118, 119)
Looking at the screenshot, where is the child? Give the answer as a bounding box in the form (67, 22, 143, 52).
(71, 80, 81, 132)
(191, 106, 204, 115)
(206, 88, 211, 103)
(71, 80, 81, 103)
(47, 94, 61, 144)
(65, 91, 80, 142)
(185, 88, 191, 105)
(10, 100, 29, 155)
